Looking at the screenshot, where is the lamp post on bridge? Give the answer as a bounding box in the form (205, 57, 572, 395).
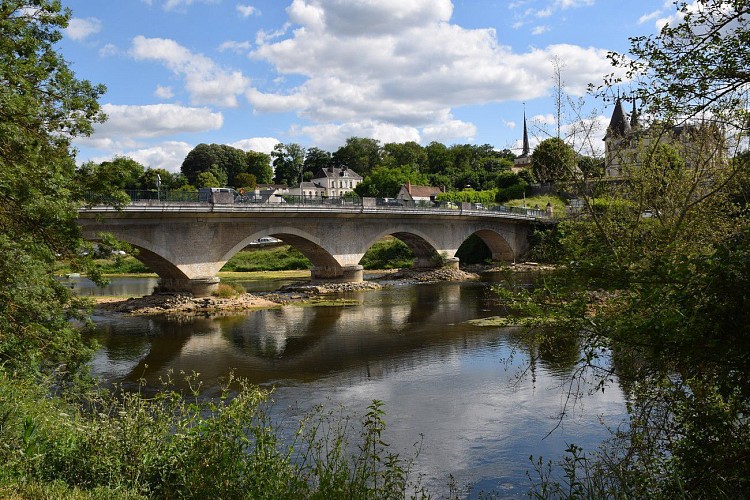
(156, 174, 161, 201)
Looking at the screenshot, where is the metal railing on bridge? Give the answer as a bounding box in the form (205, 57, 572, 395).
(83, 189, 551, 219)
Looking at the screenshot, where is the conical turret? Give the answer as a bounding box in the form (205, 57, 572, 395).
(607, 97, 632, 137)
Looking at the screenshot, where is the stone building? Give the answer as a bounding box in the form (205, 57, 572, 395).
(603, 96, 726, 177)
(289, 166, 363, 198)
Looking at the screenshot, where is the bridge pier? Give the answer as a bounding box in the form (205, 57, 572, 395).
(156, 277, 220, 297)
(414, 256, 460, 269)
(443, 257, 460, 270)
(311, 265, 364, 283)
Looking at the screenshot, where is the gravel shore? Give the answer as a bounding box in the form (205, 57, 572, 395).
(93, 264, 539, 316)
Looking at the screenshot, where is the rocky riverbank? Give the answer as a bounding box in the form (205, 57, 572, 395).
(92, 264, 538, 316)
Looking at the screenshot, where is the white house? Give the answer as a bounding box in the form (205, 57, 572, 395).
(289, 166, 363, 198)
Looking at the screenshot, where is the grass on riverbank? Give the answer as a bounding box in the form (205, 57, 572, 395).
(0, 371, 429, 499)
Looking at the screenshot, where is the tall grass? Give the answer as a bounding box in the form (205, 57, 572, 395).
(0, 370, 428, 499)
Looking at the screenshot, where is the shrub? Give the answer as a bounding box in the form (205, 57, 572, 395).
(213, 282, 246, 298)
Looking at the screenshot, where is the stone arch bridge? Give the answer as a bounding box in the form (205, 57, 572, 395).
(78, 202, 549, 296)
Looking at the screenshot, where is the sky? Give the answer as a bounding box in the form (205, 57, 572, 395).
(58, 0, 681, 173)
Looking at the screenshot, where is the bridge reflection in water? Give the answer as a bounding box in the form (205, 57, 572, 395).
(87, 279, 623, 497)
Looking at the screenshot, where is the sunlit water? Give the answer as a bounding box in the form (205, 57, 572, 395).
(79, 277, 625, 497)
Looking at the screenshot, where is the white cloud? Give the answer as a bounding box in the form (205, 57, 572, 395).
(125, 141, 194, 172)
(638, 9, 662, 25)
(532, 25, 550, 35)
(131, 36, 250, 107)
(536, 8, 553, 18)
(556, 0, 594, 8)
(293, 120, 421, 150)
(422, 118, 477, 144)
(247, 0, 616, 146)
(532, 113, 556, 125)
(161, 0, 219, 11)
(230, 137, 280, 154)
(154, 85, 175, 99)
(65, 17, 102, 41)
(255, 24, 291, 45)
(236, 4, 259, 17)
(504, 120, 517, 129)
(93, 103, 223, 138)
(218, 40, 252, 53)
(99, 43, 118, 57)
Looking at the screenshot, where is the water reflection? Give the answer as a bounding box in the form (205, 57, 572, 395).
(88, 280, 624, 497)
(61, 276, 159, 296)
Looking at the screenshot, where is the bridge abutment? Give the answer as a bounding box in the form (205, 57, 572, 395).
(156, 277, 220, 297)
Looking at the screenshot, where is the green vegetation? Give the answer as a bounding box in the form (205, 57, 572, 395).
(0, 4, 428, 497)
(219, 239, 419, 273)
(514, 2, 750, 496)
(0, 372, 426, 499)
(221, 246, 311, 272)
(213, 282, 247, 298)
(94, 256, 152, 275)
(505, 195, 566, 214)
(435, 188, 497, 204)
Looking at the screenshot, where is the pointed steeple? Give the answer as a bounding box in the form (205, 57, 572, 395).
(630, 97, 638, 129)
(521, 106, 530, 157)
(607, 97, 632, 137)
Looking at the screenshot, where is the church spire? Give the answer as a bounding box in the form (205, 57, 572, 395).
(521, 105, 530, 157)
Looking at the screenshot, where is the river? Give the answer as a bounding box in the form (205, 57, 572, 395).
(73, 275, 625, 498)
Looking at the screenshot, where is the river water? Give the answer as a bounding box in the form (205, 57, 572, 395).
(76, 276, 625, 498)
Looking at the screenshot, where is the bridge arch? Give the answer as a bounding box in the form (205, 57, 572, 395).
(362, 228, 443, 269)
(466, 228, 516, 262)
(223, 227, 357, 282)
(82, 230, 221, 295)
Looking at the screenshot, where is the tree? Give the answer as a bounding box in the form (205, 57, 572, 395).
(494, 171, 528, 203)
(180, 143, 247, 187)
(245, 150, 272, 185)
(332, 137, 382, 177)
(530, 137, 576, 183)
(576, 155, 604, 178)
(303, 147, 333, 177)
(526, 1, 750, 496)
(180, 143, 213, 186)
(77, 156, 145, 190)
(271, 143, 305, 186)
(382, 141, 427, 171)
(234, 172, 257, 190)
(354, 165, 429, 198)
(196, 171, 221, 188)
(0, 0, 106, 376)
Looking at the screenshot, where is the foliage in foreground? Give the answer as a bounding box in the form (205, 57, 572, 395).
(514, 0, 750, 495)
(0, 370, 427, 499)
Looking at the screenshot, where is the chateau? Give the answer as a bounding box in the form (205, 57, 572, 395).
(603, 97, 726, 177)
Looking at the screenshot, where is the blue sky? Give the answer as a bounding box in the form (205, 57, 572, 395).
(58, 0, 679, 173)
